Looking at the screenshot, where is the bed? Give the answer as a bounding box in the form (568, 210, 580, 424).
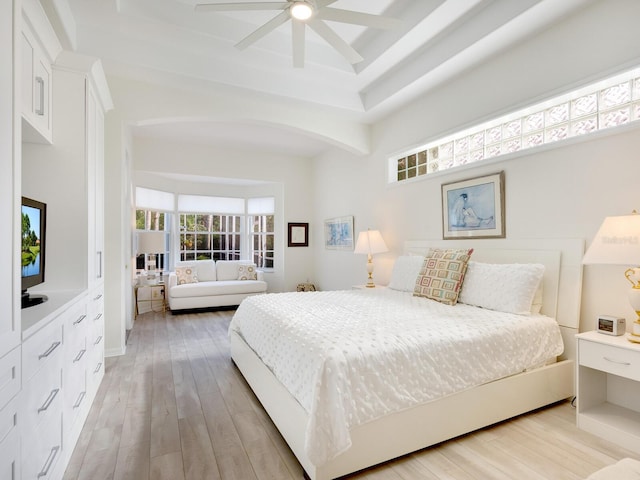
(229, 238, 584, 480)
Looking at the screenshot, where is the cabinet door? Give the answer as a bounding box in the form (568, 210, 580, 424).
(20, 22, 52, 144)
(0, 0, 19, 356)
(86, 85, 105, 287)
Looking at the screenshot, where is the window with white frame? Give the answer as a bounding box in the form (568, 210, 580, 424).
(248, 197, 275, 269)
(176, 194, 276, 269)
(178, 213, 241, 261)
(390, 67, 640, 183)
(135, 187, 174, 272)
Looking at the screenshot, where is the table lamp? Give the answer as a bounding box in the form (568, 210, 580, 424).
(137, 231, 165, 284)
(354, 229, 388, 288)
(582, 211, 640, 341)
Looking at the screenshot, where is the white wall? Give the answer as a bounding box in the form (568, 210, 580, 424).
(310, 0, 640, 333)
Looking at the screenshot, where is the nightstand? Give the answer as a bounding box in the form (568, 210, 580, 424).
(352, 285, 387, 290)
(576, 330, 640, 451)
(135, 283, 166, 316)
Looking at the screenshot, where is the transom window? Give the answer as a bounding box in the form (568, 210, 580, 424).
(391, 67, 640, 183)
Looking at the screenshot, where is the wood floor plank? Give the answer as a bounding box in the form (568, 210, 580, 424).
(113, 441, 150, 480)
(63, 309, 640, 480)
(150, 452, 185, 480)
(178, 413, 222, 480)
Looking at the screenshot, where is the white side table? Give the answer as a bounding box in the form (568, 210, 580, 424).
(352, 285, 388, 290)
(135, 283, 166, 316)
(576, 330, 640, 451)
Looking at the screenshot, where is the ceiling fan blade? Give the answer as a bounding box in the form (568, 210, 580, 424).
(235, 10, 290, 50)
(292, 21, 305, 68)
(316, 8, 401, 30)
(307, 19, 363, 64)
(315, 0, 338, 7)
(195, 2, 288, 12)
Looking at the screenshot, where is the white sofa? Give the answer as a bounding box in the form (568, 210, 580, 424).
(168, 259, 267, 311)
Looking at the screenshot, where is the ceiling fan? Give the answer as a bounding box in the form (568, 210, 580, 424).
(194, 1, 400, 67)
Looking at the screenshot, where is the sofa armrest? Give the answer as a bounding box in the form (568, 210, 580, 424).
(168, 272, 178, 289)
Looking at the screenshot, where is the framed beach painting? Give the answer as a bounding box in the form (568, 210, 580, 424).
(442, 171, 505, 239)
(324, 216, 354, 250)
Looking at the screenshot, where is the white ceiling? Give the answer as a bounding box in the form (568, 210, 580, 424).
(61, 0, 591, 157)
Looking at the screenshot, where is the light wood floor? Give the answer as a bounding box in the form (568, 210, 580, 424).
(63, 309, 638, 480)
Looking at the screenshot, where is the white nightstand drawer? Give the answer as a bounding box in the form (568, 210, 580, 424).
(580, 339, 640, 381)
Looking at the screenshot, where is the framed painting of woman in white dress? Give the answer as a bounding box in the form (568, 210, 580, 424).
(442, 171, 505, 239)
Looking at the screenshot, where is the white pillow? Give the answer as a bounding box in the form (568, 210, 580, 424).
(458, 262, 545, 315)
(388, 255, 425, 292)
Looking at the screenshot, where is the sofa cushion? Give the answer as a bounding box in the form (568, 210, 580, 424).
(175, 266, 198, 285)
(237, 264, 258, 280)
(175, 260, 216, 281)
(171, 280, 267, 298)
(217, 260, 256, 281)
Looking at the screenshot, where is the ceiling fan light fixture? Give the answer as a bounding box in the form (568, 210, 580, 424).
(290, 1, 313, 21)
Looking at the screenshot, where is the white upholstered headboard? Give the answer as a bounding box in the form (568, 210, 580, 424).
(404, 238, 584, 360)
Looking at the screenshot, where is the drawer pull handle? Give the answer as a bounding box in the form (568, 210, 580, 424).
(37, 445, 60, 478)
(73, 314, 87, 325)
(73, 391, 86, 409)
(93, 293, 103, 301)
(94, 313, 103, 321)
(74, 349, 86, 363)
(94, 362, 102, 374)
(603, 356, 631, 366)
(94, 335, 103, 346)
(38, 388, 59, 413)
(38, 341, 61, 360)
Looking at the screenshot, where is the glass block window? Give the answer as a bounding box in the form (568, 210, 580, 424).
(390, 67, 640, 184)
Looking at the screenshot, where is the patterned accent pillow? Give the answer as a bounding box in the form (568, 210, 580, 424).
(237, 264, 257, 281)
(413, 248, 473, 305)
(175, 266, 198, 285)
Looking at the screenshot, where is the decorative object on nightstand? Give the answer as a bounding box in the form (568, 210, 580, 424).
(137, 231, 165, 285)
(354, 229, 388, 288)
(582, 211, 640, 343)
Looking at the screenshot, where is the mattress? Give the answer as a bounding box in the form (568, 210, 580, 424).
(229, 288, 564, 466)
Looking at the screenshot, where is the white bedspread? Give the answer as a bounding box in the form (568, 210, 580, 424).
(229, 288, 564, 466)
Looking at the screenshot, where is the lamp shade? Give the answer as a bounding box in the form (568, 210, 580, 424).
(137, 231, 165, 254)
(354, 229, 388, 255)
(582, 213, 640, 265)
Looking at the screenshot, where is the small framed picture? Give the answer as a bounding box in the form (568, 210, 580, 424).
(288, 222, 309, 247)
(324, 216, 354, 250)
(442, 171, 505, 239)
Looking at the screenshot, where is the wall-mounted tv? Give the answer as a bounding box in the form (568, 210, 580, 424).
(21, 196, 47, 308)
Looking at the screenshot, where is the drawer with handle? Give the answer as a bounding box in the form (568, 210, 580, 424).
(22, 410, 62, 480)
(23, 352, 62, 434)
(23, 319, 63, 383)
(579, 338, 640, 382)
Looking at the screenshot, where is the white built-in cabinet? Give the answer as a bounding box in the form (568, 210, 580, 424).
(0, 0, 21, 479)
(15, 1, 113, 479)
(20, 0, 60, 144)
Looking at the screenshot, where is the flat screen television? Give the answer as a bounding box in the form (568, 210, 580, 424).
(21, 196, 47, 308)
